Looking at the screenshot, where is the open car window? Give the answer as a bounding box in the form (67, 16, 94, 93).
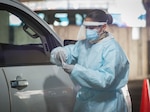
(0, 11, 42, 45)
(0, 11, 50, 67)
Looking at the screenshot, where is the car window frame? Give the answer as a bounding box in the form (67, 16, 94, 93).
(0, 0, 63, 54)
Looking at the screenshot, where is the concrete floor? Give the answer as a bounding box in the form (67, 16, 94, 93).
(128, 79, 144, 112)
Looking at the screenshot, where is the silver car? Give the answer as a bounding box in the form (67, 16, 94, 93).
(0, 0, 76, 112)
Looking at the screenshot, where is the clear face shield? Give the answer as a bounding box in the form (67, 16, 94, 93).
(77, 21, 107, 41)
(77, 25, 86, 40)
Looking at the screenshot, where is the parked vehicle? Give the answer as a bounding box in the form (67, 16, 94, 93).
(0, 0, 76, 112)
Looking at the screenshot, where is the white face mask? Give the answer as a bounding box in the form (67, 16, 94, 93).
(86, 29, 99, 41)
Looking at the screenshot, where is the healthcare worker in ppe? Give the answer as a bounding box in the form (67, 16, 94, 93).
(50, 9, 132, 112)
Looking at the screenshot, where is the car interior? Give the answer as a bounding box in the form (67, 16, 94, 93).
(0, 5, 63, 67)
(0, 43, 50, 67)
(0, 10, 54, 67)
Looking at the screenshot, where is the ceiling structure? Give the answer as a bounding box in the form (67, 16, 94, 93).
(18, 0, 116, 11)
(17, 0, 146, 27)
(18, 0, 115, 4)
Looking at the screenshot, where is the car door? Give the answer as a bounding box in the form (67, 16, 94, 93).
(3, 66, 76, 112)
(0, 0, 76, 112)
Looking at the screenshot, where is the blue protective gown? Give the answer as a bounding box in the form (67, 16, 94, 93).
(51, 33, 130, 112)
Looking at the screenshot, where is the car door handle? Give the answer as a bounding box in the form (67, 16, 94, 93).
(11, 76, 29, 90)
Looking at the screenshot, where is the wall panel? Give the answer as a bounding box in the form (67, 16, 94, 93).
(54, 26, 149, 80)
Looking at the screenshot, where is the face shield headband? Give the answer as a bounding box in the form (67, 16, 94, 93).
(77, 21, 107, 40)
(83, 21, 107, 26)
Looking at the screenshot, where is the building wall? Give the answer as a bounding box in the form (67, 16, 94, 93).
(53, 25, 149, 80)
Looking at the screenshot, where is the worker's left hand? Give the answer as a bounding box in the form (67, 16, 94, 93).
(62, 63, 74, 74)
